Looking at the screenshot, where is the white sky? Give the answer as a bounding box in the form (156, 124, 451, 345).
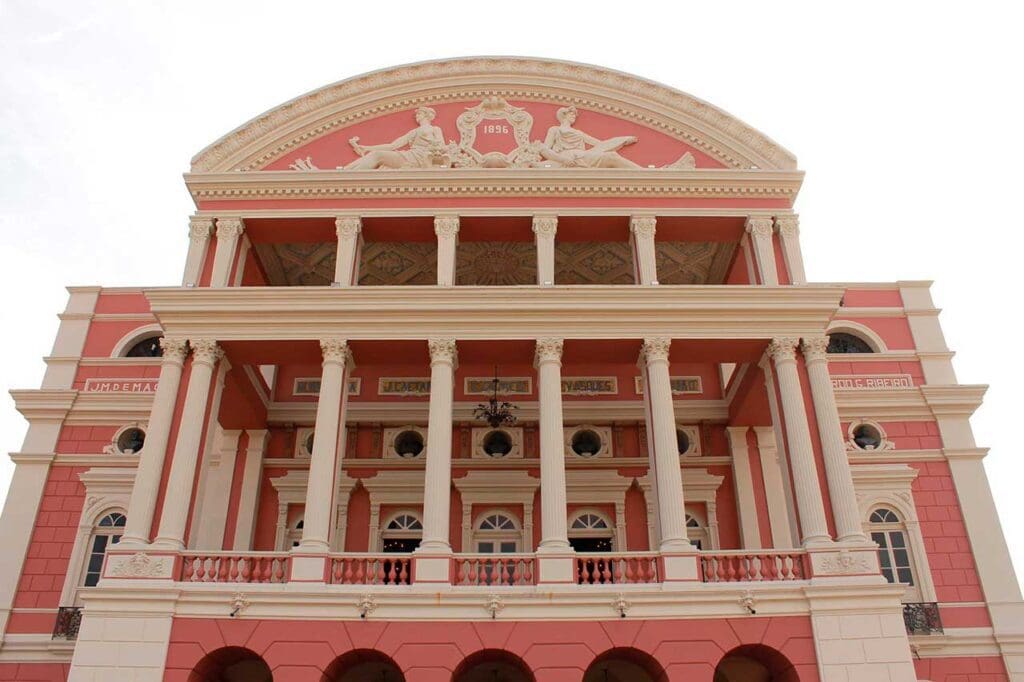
(1, 2, 1021, 589)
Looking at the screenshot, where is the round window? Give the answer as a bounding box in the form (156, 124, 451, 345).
(304, 431, 315, 455)
(852, 423, 882, 450)
(117, 427, 146, 454)
(482, 429, 513, 457)
(394, 430, 425, 458)
(676, 429, 691, 455)
(571, 429, 603, 457)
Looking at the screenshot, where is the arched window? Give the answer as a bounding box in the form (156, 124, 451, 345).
(124, 335, 163, 358)
(287, 519, 304, 548)
(381, 512, 422, 553)
(474, 511, 520, 553)
(82, 511, 126, 587)
(568, 511, 613, 552)
(686, 512, 709, 550)
(827, 332, 873, 354)
(868, 507, 920, 599)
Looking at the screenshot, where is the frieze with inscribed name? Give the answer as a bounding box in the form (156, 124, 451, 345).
(464, 378, 532, 395)
(292, 378, 362, 396)
(561, 377, 618, 395)
(83, 379, 159, 393)
(830, 374, 914, 390)
(634, 376, 703, 395)
(378, 378, 432, 396)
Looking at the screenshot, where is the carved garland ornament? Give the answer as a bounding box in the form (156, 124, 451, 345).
(109, 552, 168, 578)
(817, 549, 871, 575)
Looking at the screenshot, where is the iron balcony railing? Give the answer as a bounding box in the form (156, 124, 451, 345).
(903, 602, 943, 635)
(52, 606, 83, 640)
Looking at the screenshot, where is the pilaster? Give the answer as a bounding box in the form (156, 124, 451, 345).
(532, 215, 557, 286)
(775, 214, 806, 284)
(210, 217, 244, 287)
(630, 215, 658, 285)
(182, 216, 214, 287)
(434, 215, 459, 287)
(334, 215, 362, 286)
(746, 215, 779, 286)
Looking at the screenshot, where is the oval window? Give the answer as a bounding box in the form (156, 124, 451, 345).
(394, 430, 425, 458)
(571, 429, 602, 457)
(482, 430, 513, 457)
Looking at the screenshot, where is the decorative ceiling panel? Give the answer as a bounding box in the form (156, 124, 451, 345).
(555, 242, 635, 285)
(359, 242, 437, 286)
(254, 243, 335, 286)
(456, 242, 536, 286)
(655, 241, 738, 285)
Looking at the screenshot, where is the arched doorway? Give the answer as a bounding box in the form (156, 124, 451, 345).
(189, 646, 272, 682)
(322, 649, 405, 682)
(583, 647, 667, 682)
(714, 644, 799, 682)
(452, 649, 534, 682)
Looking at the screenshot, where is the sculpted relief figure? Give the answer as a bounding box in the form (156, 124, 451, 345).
(341, 107, 450, 170)
(528, 106, 642, 169)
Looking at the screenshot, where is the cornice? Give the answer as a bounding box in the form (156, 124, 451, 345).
(145, 285, 842, 341)
(184, 168, 803, 206)
(190, 57, 798, 173)
(921, 385, 987, 416)
(9, 390, 76, 421)
(835, 384, 987, 420)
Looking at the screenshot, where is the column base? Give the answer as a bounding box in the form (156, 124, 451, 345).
(148, 537, 185, 551)
(288, 554, 328, 583)
(412, 547, 453, 585)
(536, 551, 576, 585)
(660, 551, 701, 582)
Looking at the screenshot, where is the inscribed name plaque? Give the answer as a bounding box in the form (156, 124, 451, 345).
(831, 374, 914, 390)
(561, 377, 618, 395)
(464, 377, 532, 395)
(293, 378, 361, 396)
(378, 378, 432, 396)
(633, 376, 703, 395)
(83, 378, 159, 393)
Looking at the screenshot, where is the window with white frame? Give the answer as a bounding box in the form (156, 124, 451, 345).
(286, 519, 304, 548)
(381, 512, 423, 553)
(568, 510, 614, 552)
(868, 507, 921, 600)
(82, 511, 126, 587)
(686, 512, 709, 550)
(474, 512, 520, 553)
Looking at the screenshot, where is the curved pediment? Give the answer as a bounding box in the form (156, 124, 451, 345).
(191, 57, 796, 173)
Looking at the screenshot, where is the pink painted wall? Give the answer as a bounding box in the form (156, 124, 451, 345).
(914, 656, 1008, 682)
(0, 663, 70, 681)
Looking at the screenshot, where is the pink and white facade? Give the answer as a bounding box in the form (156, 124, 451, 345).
(0, 57, 1021, 682)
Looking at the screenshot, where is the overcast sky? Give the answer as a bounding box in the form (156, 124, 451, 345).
(1, 1, 1021, 587)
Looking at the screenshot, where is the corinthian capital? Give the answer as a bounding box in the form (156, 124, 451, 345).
(641, 337, 672, 364)
(188, 217, 214, 243)
(428, 338, 458, 365)
(745, 216, 773, 238)
(189, 339, 223, 366)
(434, 215, 460, 238)
(159, 337, 189, 364)
(630, 216, 657, 239)
(800, 335, 830, 362)
(320, 338, 350, 366)
(215, 218, 245, 239)
(532, 215, 558, 238)
(767, 337, 800, 362)
(335, 215, 362, 239)
(775, 215, 799, 237)
(534, 338, 564, 365)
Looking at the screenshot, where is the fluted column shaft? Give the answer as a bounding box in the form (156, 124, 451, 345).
(153, 339, 223, 549)
(533, 215, 557, 286)
(334, 216, 362, 286)
(435, 216, 459, 286)
(630, 216, 658, 285)
(210, 218, 244, 287)
(802, 336, 867, 542)
(768, 337, 831, 545)
(420, 339, 457, 551)
(536, 338, 570, 551)
(746, 216, 778, 286)
(775, 215, 806, 284)
(641, 338, 691, 551)
(182, 217, 213, 287)
(121, 338, 188, 546)
(298, 339, 351, 551)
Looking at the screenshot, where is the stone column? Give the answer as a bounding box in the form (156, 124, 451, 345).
(533, 215, 557, 286)
(630, 216, 658, 285)
(334, 215, 362, 286)
(434, 215, 459, 286)
(420, 338, 457, 551)
(640, 338, 691, 551)
(802, 336, 869, 543)
(152, 339, 223, 549)
(298, 339, 351, 551)
(767, 337, 831, 546)
(182, 217, 213, 287)
(535, 338, 570, 551)
(210, 218, 245, 287)
(775, 215, 806, 284)
(120, 338, 189, 546)
(745, 216, 779, 286)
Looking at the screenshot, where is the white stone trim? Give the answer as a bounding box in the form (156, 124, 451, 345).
(471, 427, 524, 460)
(193, 427, 242, 550)
(563, 424, 613, 459)
(726, 426, 762, 549)
(382, 425, 428, 460)
(294, 426, 315, 458)
(454, 471, 539, 552)
(270, 469, 357, 552)
(639, 469, 724, 550)
(676, 424, 702, 456)
(361, 471, 427, 552)
(846, 419, 896, 452)
(103, 422, 147, 456)
(41, 288, 99, 390)
(232, 429, 267, 551)
(826, 319, 888, 353)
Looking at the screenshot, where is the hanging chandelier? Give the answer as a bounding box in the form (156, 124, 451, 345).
(473, 367, 518, 428)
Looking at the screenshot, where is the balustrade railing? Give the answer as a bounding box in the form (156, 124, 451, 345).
(699, 551, 808, 582)
(452, 554, 536, 586)
(576, 553, 661, 585)
(330, 554, 412, 585)
(179, 553, 290, 584)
